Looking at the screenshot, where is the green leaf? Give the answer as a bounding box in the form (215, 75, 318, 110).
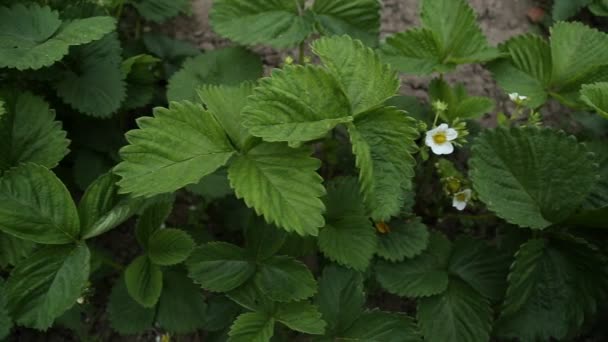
(228, 142, 326, 236)
(115, 101, 235, 197)
(107, 276, 155, 335)
(0, 279, 12, 340)
(375, 232, 451, 298)
(167, 47, 263, 102)
(552, 0, 593, 20)
(135, 195, 174, 248)
(316, 265, 365, 336)
(380, 28, 442, 75)
(376, 218, 429, 262)
(187, 168, 233, 200)
(228, 312, 274, 342)
(79, 172, 145, 239)
(245, 219, 287, 261)
(121, 54, 160, 110)
(148, 229, 195, 266)
(417, 279, 493, 342)
(211, 0, 314, 48)
(56, 33, 126, 118)
(187, 242, 256, 292)
(0, 233, 35, 268)
(275, 301, 326, 335)
(156, 269, 208, 333)
(340, 311, 422, 342)
(428, 78, 495, 121)
(319, 177, 377, 271)
(0, 92, 69, 170)
(203, 295, 241, 332)
(470, 127, 598, 230)
(124, 255, 163, 308)
(496, 236, 608, 341)
(0, 163, 79, 244)
(312, 35, 399, 116)
(130, 0, 189, 22)
(312, 0, 381, 46)
(0, 4, 115, 70)
(448, 236, 510, 301)
(6, 244, 90, 330)
(581, 82, 608, 119)
(348, 107, 419, 221)
(254, 256, 317, 302)
(243, 65, 352, 144)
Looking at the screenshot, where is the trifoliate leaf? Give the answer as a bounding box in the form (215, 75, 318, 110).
(79, 172, 146, 240)
(340, 311, 422, 342)
(115, 101, 235, 197)
(156, 269, 208, 333)
(124, 255, 163, 308)
(0, 92, 69, 170)
(228, 142, 326, 236)
(417, 279, 493, 342)
(496, 235, 608, 341)
(243, 65, 352, 145)
(245, 219, 287, 261)
(375, 232, 451, 298)
(6, 244, 90, 330)
(228, 312, 274, 342)
(0, 3, 115, 70)
(198, 83, 254, 150)
(311, 0, 381, 47)
(0, 233, 35, 268)
(148, 229, 195, 266)
(187, 242, 256, 292)
(316, 265, 365, 336)
(107, 276, 155, 335)
(553, 0, 593, 20)
(470, 127, 597, 230)
(381, 28, 442, 75)
(0, 279, 12, 339)
(376, 218, 430, 262)
(130, 0, 190, 23)
(0, 163, 79, 244)
(135, 195, 174, 248)
(121, 54, 160, 110)
(56, 33, 126, 118)
(312, 35, 399, 116)
(167, 47, 262, 102)
(448, 236, 510, 302)
(319, 177, 377, 271)
(254, 255, 317, 302)
(227, 280, 276, 313)
(581, 82, 608, 119)
(275, 301, 326, 335)
(211, 0, 314, 48)
(348, 107, 419, 221)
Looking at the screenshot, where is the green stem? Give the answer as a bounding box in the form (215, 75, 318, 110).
(432, 109, 440, 127)
(298, 42, 305, 64)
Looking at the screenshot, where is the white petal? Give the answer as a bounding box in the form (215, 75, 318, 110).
(425, 131, 436, 148)
(446, 128, 458, 141)
(437, 123, 449, 131)
(430, 142, 454, 155)
(453, 199, 467, 211)
(460, 189, 472, 201)
(508, 93, 519, 101)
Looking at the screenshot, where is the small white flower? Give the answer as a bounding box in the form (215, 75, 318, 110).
(508, 92, 527, 103)
(452, 189, 472, 211)
(425, 123, 458, 155)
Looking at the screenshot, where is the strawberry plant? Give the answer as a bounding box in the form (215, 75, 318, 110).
(1, 0, 608, 341)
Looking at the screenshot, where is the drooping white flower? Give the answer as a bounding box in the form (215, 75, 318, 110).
(508, 92, 528, 103)
(452, 189, 472, 211)
(425, 123, 458, 155)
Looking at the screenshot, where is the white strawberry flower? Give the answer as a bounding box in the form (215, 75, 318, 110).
(452, 189, 472, 211)
(508, 92, 528, 103)
(425, 123, 458, 155)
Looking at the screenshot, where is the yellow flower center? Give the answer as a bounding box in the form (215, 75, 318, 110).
(375, 221, 391, 234)
(455, 193, 468, 202)
(433, 132, 447, 144)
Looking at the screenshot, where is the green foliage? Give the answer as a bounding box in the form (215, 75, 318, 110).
(125, 255, 163, 308)
(581, 82, 608, 118)
(108, 276, 155, 335)
(376, 218, 430, 262)
(429, 78, 495, 121)
(129, 0, 190, 23)
(311, 0, 381, 47)
(552, 0, 594, 20)
(148, 228, 195, 266)
(228, 312, 275, 342)
(254, 256, 317, 302)
(0, 233, 35, 268)
(0, 279, 12, 339)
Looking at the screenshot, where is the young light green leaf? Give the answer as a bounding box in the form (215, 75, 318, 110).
(243, 65, 352, 145)
(0, 3, 115, 70)
(312, 0, 381, 46)
(228, 142, 326, 236)
(156, 269, 208, 333)
(6, 244, 90, 330)
(340, 311, 422, 342)
(312, 35, 399, 115)
(0, 279, 12, 339)
(0, 92, 69, 171)
(211, 0, 314, 48)
(107, 276, 155, 335)
(417, 279, 493, 342)
(581, 82, 608, 119)
(187, 242, 256, 292)
(115, 101, 235, 197)
(375, 232, 452, 298)
(148, 229, 195, 266)
(319, 177, 377, 271)
(167, 47, 263, 102)
(376, 218, 429, 262)
(130, 0, 190, 23)
(0, 233, 35, 268)
(348, 107, 419, 221)
(0, 163, 79, 244)
(275, 301, 326, 335)
(254, 256, 317, 302)
(380, 28, 442, 75)
(470, 127, 598, 230)
(124, 256, 163, 308)
(228, 312, 274, 342)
